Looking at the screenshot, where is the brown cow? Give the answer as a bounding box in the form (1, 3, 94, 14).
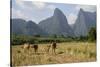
(23, 43, 38, 54)
(33, 44, 38, 53)
(23, 43, 30, 50)
(52, 42, 57, 54)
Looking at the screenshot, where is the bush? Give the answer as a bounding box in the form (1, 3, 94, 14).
(88, 27, 96, 42)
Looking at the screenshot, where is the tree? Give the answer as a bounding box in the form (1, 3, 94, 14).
(53, 34, 57, 38)
(88, 27, 96, 41)
(34, 34, 40, 37)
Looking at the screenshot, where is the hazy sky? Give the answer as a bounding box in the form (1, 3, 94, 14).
(11, 0, 96, 24)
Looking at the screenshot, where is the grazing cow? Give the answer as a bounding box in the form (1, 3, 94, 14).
(46, 44, 51, 53)
(23, 43, 30, 50)
(23, 43, 38, 54)
(52, 42, 57, 54)
(33, 44, 38, 53)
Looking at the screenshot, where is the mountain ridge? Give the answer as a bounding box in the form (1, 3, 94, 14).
(11, 8, 96, 37)
(73, 8, 96, 36)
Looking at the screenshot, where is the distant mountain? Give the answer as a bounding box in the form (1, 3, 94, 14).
(11, 8, 96, 37)
(25, 21, 47, 35)
(11, 19, 26, 35)
(39, 8, 74, 37)
(73, 9, 96, 36)
(11, 19, 47, 36)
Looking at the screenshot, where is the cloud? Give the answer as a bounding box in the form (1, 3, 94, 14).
(15, 0, 56, 11)
(16, 10, 25, 18)
(32, 1, 46, 10)
(15, 0, 25, 8)
(31, 2, 56, 11)
(12, 1, 57, 23)
(67, 13, 77, 24)
(76, 5, 96, 12)
(12, 8, 28, 20)
(47, 5, 56, 10)
(15, 0, 32, 10)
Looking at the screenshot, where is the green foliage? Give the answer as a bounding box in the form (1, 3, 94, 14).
(34, 35, 40, 37)
(11, 34, 75, 45)
(52, 34, 57, 38)
(88, 27, 96, 42)
(11, 30, 96, 45)
(11, 34, 35, 45)
(71, 36, 88, 42)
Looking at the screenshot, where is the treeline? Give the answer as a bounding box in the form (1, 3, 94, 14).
(11, 35, 75, 45)
(11, 27, 96, 45)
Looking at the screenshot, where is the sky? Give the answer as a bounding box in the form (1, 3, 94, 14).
(11, 0, 96, 24)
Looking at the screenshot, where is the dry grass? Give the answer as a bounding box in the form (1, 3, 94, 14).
(11, 42, 96, 66)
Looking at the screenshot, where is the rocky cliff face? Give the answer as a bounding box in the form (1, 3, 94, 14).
(11, 8, 96, 37)
(39, 8, 74, 37)
(73, 9, 96, 36)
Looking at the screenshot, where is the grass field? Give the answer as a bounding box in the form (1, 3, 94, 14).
(12, 42, 96, 66)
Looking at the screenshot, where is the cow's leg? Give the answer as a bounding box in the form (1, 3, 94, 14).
(54, 48, 55, 54)
(34, 48, 36, 54)
(47, 46, 50, 53)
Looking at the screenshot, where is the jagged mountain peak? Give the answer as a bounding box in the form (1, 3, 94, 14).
(27, 20, 36, 25)
(80, 8, 84, 12)
(39, 8, 74, 37)
(78, 8, 85, 16)
(54, 8, 62, 13)
(73, 8, 96, 36)
(53, 8, 65, 17)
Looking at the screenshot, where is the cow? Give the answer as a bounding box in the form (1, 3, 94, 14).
(46, 44, 51, 53)
(33, 44, 38, 53)
(23, 43, 30, 50)
(23, 43, 38, 54)
(52, 42, 57, 54)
